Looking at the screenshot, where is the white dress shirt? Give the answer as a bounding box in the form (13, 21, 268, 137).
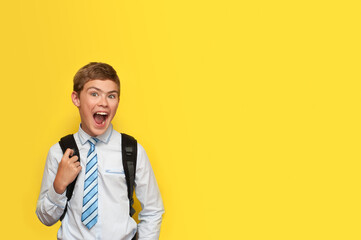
(36, 124, 164, 240)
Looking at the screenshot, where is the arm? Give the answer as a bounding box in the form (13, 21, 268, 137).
(36, 144, 81, 226)
(135, 144, 165, 240)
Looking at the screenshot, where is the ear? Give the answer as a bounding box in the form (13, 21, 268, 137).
(71, 91, 80, 107)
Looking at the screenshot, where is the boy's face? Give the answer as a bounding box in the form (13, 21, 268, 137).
(71, 79, 119, 137)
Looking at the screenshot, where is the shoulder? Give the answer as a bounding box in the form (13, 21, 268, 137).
(136, 142, 146, 155)
(44, 141, 64, 167)
(120, 133, 145, 150)
(135, 140, 149, 166)
(48, 133, 77, 161)
(119, 133, 147, 157)
(49, 141, 62, 156)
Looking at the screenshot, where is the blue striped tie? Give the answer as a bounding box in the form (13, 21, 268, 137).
(81, 138, 98, 229)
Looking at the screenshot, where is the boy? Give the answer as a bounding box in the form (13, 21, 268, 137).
(36, 62, 164, 240)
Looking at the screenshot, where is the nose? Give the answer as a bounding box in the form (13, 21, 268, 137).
(98, 95, 108, 107)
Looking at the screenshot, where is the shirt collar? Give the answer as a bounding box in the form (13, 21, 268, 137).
(78, 124, 113, 145)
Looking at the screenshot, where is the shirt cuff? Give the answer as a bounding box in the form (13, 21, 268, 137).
(46, 184, 67, 209)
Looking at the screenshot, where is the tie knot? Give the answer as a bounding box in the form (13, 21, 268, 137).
(88, 137, 98, 146)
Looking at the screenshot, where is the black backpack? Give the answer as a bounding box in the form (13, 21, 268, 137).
(58, 133, 138, 224)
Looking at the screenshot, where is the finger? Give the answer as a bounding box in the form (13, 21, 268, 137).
(74, 161, 81, 167)
(70, 155, 79, 162)
(76, 166, 82, 173)
(63, 148, 74, 159)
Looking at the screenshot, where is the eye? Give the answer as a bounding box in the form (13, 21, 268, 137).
(91, 92, 98, 97)
(108, 94, 116, 99)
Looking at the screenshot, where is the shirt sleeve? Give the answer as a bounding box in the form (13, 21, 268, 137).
(134, 143, 165, 240)
(36, 143, 67, 226)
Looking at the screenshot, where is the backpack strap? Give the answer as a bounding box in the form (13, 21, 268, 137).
(121, 133, 138, 217)
(58, 134, 80, 221)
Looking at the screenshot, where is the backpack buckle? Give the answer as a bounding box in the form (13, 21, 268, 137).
(125, 146, 133, 156)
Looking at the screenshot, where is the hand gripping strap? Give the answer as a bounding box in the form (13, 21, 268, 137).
(58, 134, 80, 221)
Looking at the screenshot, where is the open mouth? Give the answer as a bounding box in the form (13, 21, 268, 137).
(93, 112, 108, 126)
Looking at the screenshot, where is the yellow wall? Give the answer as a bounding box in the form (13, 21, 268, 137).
(0, 0, 360, 239)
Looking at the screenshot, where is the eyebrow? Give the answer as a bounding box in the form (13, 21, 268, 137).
(87, 87, 119, 94)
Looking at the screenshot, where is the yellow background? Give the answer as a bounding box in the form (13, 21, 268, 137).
(0, 0, 360, 239)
